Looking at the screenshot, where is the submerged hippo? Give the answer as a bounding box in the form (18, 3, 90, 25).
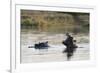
(62, 33, 78, 60)
(28, 41, 49, 50)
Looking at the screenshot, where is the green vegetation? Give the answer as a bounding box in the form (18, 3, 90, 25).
(21, 10, 89, 34)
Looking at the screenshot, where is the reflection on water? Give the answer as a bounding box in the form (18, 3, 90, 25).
(21, 29, 89, 63)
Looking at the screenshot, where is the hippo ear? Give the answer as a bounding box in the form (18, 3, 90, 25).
(46, 41, 48, 43)
(73, 40, 76, 42)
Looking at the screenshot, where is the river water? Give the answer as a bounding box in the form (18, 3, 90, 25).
(21, 30, 89, 63)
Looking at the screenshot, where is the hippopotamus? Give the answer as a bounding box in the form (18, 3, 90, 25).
(28, 41, 49, 50)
